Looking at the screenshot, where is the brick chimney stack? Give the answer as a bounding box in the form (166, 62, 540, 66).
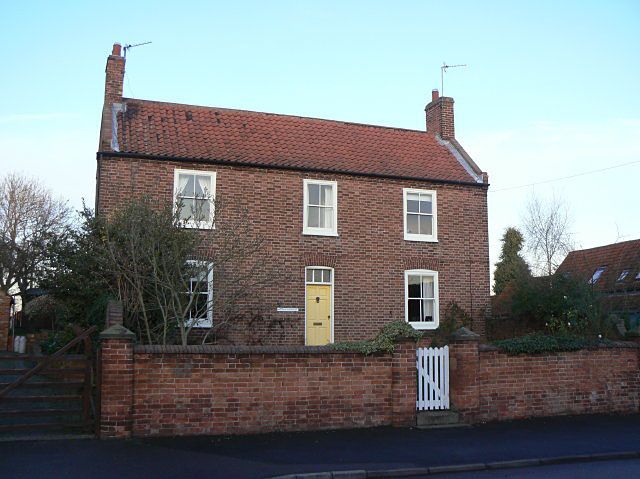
(425, 89, 455, 140)
(99, 43, 125, 151)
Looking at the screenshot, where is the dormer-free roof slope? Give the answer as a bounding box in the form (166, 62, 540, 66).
(109, 98, 483, 185)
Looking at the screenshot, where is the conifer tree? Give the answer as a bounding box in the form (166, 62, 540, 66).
(494, 227, 531, 295)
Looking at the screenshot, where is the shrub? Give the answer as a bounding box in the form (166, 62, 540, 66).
(330, 320, 423, 354)
(430, 301, 471, 346)
(490, 273, 614, 340)
(40, 325, 77, 355)
(491, 332, 609, 355)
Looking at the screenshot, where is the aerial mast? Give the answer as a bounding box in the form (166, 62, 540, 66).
(440, 62, 467, 96)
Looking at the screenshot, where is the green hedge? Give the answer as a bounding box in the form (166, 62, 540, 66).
(491, 333, 610, 355)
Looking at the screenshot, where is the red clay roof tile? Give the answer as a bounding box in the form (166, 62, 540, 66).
(113, 99, 483, 184)
(557, 239, 640, 293)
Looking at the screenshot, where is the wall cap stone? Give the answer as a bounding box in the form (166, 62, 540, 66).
(478, 344, 499, 352)
(450, 327, 481, 342)
(100, 324, 136, 340)
(134, 344, 390, 355)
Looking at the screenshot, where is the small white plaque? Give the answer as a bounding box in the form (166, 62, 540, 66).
(277, 307, 299, 313)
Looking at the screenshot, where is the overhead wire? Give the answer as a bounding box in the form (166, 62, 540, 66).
(489, 160, 640, 193)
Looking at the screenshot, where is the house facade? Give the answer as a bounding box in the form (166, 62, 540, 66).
(95, 43, 490, 345)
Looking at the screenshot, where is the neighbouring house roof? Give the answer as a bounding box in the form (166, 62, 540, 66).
(556, 239, 640, 295)
(108, 98, 486, 185)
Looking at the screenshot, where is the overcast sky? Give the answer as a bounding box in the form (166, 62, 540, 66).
(1, 0, 639, 289)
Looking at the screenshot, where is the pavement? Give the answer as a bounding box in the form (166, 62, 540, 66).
(419, 459, 640, 479)
(1, 414, 639, 478)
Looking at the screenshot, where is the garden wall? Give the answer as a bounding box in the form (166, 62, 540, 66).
(449, 332, 640, 423)
(99, 324, 417, 439)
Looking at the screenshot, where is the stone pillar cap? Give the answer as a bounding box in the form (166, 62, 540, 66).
(450, 326, 480, 341)
(100, 324, 136, 340)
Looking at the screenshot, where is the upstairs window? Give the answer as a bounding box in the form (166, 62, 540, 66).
(405, 270, 439, 330)
(617, 270, 630, 282)
(174, 169, 216, 229)
(404, 189, 437, 242)
(303, 179, 338, 236)
(588, 266, 606, 285)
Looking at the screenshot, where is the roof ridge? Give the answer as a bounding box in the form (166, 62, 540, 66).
(568, 239, 640, 255)
(122, 97, 430, 135)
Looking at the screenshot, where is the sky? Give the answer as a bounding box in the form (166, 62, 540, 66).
(1, 0, 639, 290)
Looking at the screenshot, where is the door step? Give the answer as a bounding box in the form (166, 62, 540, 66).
(417, 410, 468, 429)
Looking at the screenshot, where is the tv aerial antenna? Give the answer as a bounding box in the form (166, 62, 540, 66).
(123, 41, 152, 59)
(440, 62, 467, 96)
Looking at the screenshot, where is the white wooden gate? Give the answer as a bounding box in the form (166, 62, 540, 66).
(416, 346, 450, 410)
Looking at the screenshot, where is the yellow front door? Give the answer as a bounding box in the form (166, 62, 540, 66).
(306, 284, 332, 345)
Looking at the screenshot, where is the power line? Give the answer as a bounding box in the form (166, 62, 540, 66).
(489, 159, 640, 193)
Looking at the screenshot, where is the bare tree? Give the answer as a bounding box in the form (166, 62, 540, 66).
(522, 193, 574, 277)
(0, 173, 70, 303)
(101, 195, 280, 345)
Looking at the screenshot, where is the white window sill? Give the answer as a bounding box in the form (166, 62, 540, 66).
(188, 321, 212, 328)
(183, 222, 215, 230)
(404, 234, 438, 243)
(408, 321, 439, 330)
(303, 230, 339, 237)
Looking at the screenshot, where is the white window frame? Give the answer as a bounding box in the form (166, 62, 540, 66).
(173, 169, 216, 229)
(404, 269, 439, 330)
(403, 188, 437, 242)
(588, 266, 606, 285)
(185, 260, 214, 328)
(303, 179, 338, 237)
(304, 266, 335, 345)
(617, 270, 630, 282)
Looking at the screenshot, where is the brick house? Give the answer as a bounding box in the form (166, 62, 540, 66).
(556, 239, 640, 321)
(95, 43, 490, 345)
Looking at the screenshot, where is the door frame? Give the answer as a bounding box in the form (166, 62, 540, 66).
(304, 266, 334, 345)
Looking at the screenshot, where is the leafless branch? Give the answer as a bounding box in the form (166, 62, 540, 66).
(522, 192, 574, 277)
(0, 172, 70, 301)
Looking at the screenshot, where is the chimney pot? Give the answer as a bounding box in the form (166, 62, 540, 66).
(112, 43, 122, 56)
(432, 89, 439, 102)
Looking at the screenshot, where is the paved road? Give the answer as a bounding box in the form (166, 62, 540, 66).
(424, 459, 640, 478)
(1, 414, 639, 478)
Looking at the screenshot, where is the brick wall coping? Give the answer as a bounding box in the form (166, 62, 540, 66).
(134, 344, 390, 355)
(478, 341, 639, 353)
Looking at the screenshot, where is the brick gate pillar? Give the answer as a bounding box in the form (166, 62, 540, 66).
(0, 291, 11, 351)
(449, 327, 480, 419)
(99, 322, 135, 439)
(391, 339, 418, 426)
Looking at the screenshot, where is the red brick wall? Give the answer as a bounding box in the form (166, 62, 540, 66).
(96, 156, 490, 344)
(450, 340, 640, 423)
(99, 337, 417, 438)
